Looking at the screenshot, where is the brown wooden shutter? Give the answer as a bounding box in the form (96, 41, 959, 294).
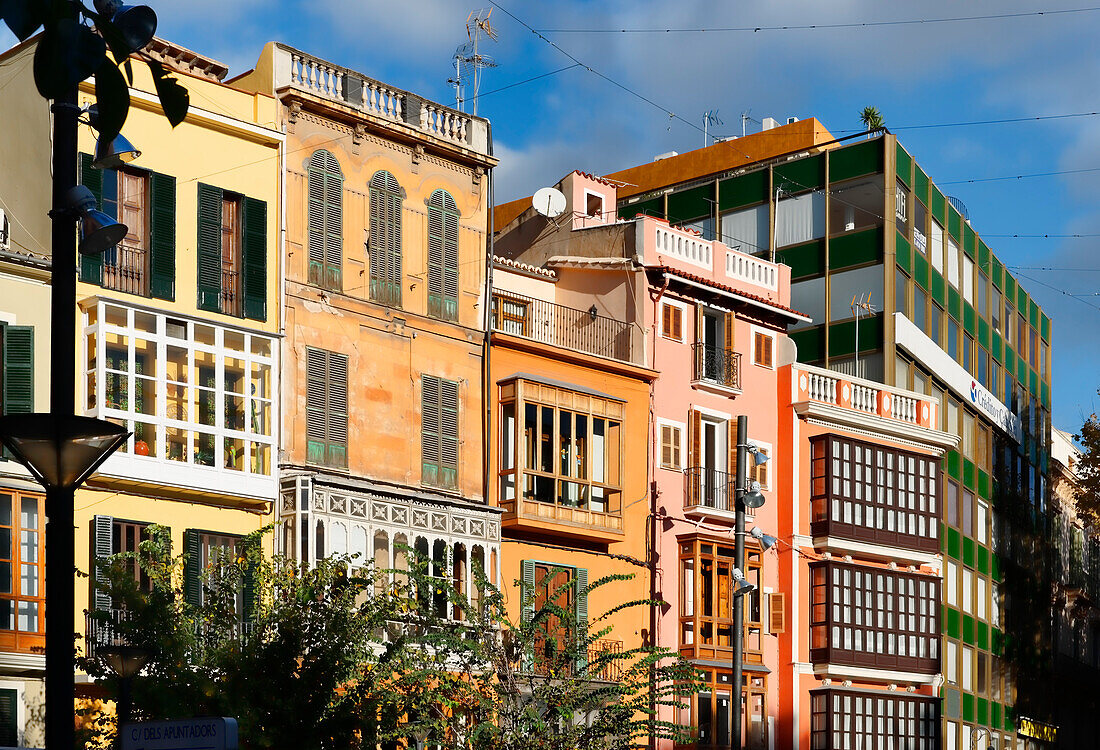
(769, 592, 786, 633)
(673, 307, 683, 340)
(661, 425, 672, 467)
(688, 410, 700, 470)
(672, 427, 681, 467)
(728, 419, 738, 479)
(662, 303, 671, 338)
(724, 311, 735, 351)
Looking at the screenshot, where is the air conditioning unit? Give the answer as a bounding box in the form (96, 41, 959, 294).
(761, 117, 780, 131)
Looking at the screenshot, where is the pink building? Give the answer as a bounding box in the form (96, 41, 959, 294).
(496, 171, 807, 749)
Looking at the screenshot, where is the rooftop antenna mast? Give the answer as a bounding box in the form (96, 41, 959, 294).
(850, 293, 877, 376)
(451, 8, 499, 115)
(703, 109, 723, 146)
(741, 109, 759, 137)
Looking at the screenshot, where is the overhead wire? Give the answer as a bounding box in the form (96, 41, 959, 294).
(537, 7, 1100, 33)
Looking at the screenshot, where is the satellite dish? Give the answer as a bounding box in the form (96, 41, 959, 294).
(532, 187, 566, 219)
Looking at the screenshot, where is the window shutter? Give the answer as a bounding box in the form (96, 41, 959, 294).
(327, 351, 348, 468)
(323, 158, 342, 290)
(671, 306, 682, 340)
(183, 528, 202, 609)
(724, 311, 735, 351)
(688, 409, 700, 469)
(242, 196, 267, 321)
(440, 377, 459, 489)
(92, 515, 114, 613)
(763, 335, 774, 367)
(575, 566, 589, 672)
(308, 150, 343, 290)
(443, 198, 459, 322)
(0, 688, 16, 746)
(307, 156, 326, 286)
(148, 171, 176, 300)
(241, 534, 259, 622)
(305, 347, 327, 466)
(661, 425, 673, 467)
(662, 303, 671, 337)
(427, 194, 444, 318)
(728, 419, 738, 482)
(421, 374, 441, 487)
(769, 592, 786, 633)
(368, 171, 403, 307)
(520, 560, 536, 670)
(196, 183, 223, 312)
(78, 154, 106, 285)
(2, 325, 34, 416)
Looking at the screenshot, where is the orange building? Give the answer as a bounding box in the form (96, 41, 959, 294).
(489, 254, 656, 677)
(232, 43, 500, 593)
(775, 362, 956, 749)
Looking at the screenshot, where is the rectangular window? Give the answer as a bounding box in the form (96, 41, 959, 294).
(947, 238, 960, 288)
(809, 688, 938, 750)
(0, 491, 45, 652)
(977, 272, 988, 317)
(776, 191, 826, 247)
(660, 423, 683, 470)
(895, 179, 909, 236)
(829, 175, 884, 234)
(913, 285, 927, 335)
(895, 269, 909, 316)
(520, 561, 592, 677)
(84, 302, 275, 482)
(1, 323, 34, 421)
(720, 204, 768, 255)
(306, 347, 349, 469)
(753, 331, 774, 368)
(500, 378, 623, 516)
(991, 286, 1001, 332)
(962, 255, 974, 304)
(913, 199, 927, 254)
(491, 293, 529, 336)
(680, 539, 763, 658)
(947, 318, 959, 361)
(422, 374, 459, 490)
(661, 302, 684, 341)
(197, 183, 267, 321)
(219, 195, 242, 317)
(929, 304, 942, 346)
(930, 220, 945, 273)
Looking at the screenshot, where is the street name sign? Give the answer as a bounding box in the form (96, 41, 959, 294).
(121, 718, 238, 750)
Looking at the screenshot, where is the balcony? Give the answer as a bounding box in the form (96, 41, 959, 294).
(809, 562, 939, 676)
(526, 636, 624, 682)
(501, 494, 623, 543)
(683, 467, 754, 519)
(692, 343, 741, 392)
(102, 243, 148, 296)
(273, 44, 489, 155)
(491, 292, 637, 365)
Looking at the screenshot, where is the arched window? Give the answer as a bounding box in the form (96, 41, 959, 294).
(307, 150, 343, 290)
(427, 190, 459, 321)
(368, 171, 404, 307)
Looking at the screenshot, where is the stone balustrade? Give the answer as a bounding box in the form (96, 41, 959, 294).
(794, 364, 938, 429)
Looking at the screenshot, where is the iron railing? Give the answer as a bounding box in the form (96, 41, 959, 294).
(491, 292, 635, 364)
(220, 267, 240, 316)
(526, 635, 624, 682)
(685, 466, 742, 515)
(692, 343, 741, 389)
(102, 243, 147, 296)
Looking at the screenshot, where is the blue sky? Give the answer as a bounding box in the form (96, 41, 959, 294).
(7, 1, 1100, 434)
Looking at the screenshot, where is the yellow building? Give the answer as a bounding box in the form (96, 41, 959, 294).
(0, 37, 283, 743)
(230, 44, 500, 595)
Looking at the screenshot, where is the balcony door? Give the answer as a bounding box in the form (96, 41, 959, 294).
(699, 417, 728, 510)
(700, 310, 724, 381)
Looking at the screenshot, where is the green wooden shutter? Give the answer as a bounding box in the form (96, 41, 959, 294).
(0, 688, 16, 746)
(307, 155, 326, 286)
(368, 171, 402, 307)
(427, 194, 444, 319)
(242, 196, 267, 321)
(520, 560, 536, 671)
(241, 534, 259, 622)
(148, 171, 176, 300)
(196, 183, 222, 312)
(575, 566, 589, 672)
(305, 348, 326, 465)
(79, 153, 108, 285)
(442, 201, 459, 322)
(327, 351, 348, 468)
(183, 528, 202, 608)
(92, 515, 114, 613)
(308, 150, 343, 291)
(440, 378, 459, 490)
(2, 325, 34, 415)
(421, 374, 441, 487)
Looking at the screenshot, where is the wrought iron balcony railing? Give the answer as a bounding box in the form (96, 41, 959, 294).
(683, 466, 756, 517)
(491, 292, 636, 364)
(525, 635, 624, 682)
(102, 243, 148, 296)
(692, 343, 741, 389)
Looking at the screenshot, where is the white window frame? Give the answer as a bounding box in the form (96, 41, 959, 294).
(750, 325, 777, 370)
(660, 298, 688, 343)
(82, 298, 277, 500)
(657, 418, 686, 471)
(583, 189, 606, 219)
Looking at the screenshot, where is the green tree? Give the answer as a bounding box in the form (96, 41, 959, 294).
(1074, 407, 1100, 526)
(859, 106, 885, 131)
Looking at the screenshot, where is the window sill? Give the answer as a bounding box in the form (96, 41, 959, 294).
(689, 378, 743, 398)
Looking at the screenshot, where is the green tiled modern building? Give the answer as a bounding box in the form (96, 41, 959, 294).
(605, 118, 1058, 750)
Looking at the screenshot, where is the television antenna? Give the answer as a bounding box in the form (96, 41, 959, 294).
(850, 293, 877, 375)
(740, 109, 759, 137)
(449, 8, 499, 114)
(702, 109, 723, 146)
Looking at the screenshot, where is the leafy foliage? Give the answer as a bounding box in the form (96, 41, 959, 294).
(1, 0, 188, 142)
(1074, 406, 1100, 526)
(82, 532, 700, 750)
(859, 106, 884, 130)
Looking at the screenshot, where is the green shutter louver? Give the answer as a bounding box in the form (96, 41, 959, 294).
(196, 183, 223, 312)
(575, 566, 589, 671)
(149, 171, 177, 300)
(305, 347, 348, 468)
(420, 374, 459, 490)
(520, 560, 536, 671)
(240, 534, 259, 622)
(184, 528, 202, 609)
(92, 514, 114, 613)
(427, 190, 459, 322)
(2, 325, 33, 416)
(242, 196, 267, 321)
(78, 153, 109, 285)
(368, 170, 403, 307)
(421, 374, 441, 488)
(308, 150, 343, 291)
(0, 688, 16, 746)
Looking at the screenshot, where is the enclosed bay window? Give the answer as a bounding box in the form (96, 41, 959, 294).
(829, 175, 883, 234)
(498, 378, 622, 516)
(0, 491, 45, 652)
(720, 204, 768, 255)
(83, 300, 275, 488)
(810, 689, 938, 750)
(679, 538, 763, 661)
(775, 191, 826, 248)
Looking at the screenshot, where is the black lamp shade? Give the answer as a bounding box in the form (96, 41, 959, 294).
(742, 487, 766, 509)
(111, 5, 157, 55)
(93, 133, 141, 169)
(79, 210, 128, 255)
(100, 644, 151, 679)
(0, 414, 129, 490)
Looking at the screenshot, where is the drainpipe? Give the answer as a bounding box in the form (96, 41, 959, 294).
(482, 121, 495, 511)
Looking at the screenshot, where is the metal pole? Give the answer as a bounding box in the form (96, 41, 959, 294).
(117, 676, 132, 749)
(46, 84, 79, 750)
(732, 415, 748, 750)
